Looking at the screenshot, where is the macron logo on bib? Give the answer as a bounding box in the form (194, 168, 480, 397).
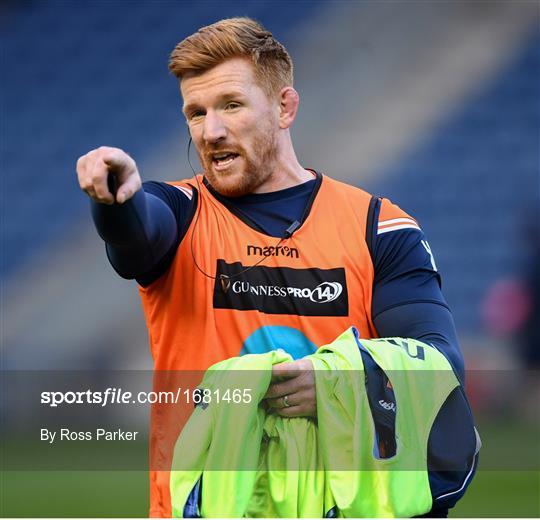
(247, 244, 299, 259)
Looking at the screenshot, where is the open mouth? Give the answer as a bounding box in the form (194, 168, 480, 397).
(211, 152, 239, 170)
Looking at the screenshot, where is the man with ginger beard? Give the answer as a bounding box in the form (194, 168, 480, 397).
(188, 61, 282, 198)
(77, 17, 478, 518)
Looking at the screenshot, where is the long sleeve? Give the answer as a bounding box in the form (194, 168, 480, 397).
(91, 181, 196, 284)
(370, 199, 478, 514)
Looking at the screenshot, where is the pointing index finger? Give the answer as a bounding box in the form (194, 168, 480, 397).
(102, 150, 128, 171)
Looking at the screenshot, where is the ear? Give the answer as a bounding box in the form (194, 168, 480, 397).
(278, 87, 299, 129)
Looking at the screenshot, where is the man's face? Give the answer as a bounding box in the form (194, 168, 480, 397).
(181, 58, 280, 197)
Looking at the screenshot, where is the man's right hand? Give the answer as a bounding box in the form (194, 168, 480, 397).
(76, 146, 142, 205)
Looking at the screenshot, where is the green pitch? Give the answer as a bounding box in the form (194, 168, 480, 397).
(2, 469, 538, 517)
(2, 418, 538, 517)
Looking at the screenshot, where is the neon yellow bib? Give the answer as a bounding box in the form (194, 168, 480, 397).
(170, 328, 459, 517)
(312, 328, 459, 517)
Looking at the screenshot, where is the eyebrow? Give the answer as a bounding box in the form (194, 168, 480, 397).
(183, 91, 246, 116)
(182, 102, 202, 116)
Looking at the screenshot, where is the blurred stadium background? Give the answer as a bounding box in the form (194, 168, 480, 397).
(1, 0, 539, 517)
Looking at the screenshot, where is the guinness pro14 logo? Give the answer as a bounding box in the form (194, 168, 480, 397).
(213, 260, 348, 317)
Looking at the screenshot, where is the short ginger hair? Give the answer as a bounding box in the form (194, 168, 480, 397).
(169, 17, 293, 98)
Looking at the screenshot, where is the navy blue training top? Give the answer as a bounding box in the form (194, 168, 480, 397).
(90, 175, 478, 514)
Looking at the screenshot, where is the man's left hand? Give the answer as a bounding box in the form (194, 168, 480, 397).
(264, 358, 316, 418)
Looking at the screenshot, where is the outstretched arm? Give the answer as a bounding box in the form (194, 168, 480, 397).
(76, 146, 188, 282)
